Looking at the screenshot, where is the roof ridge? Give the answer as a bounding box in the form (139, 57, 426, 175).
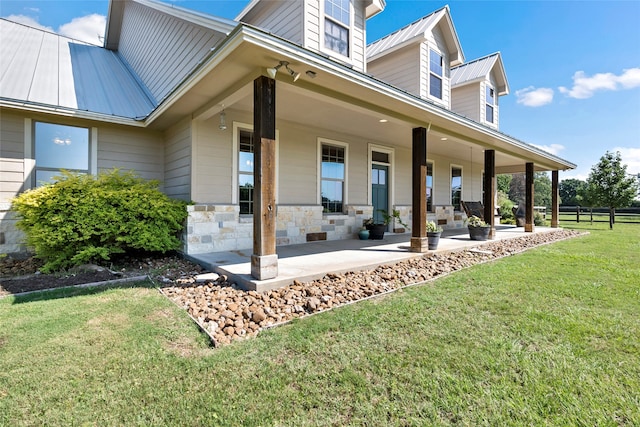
(367, 5, 448, 48)
(0, 17, 97, 46)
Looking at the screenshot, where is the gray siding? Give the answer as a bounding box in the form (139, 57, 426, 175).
(164, 118, 192, 201)
(368, 46, 421, 96)
(191, 116, 233, 204)
(97, 124, 164, 183)
(451, 83, 480, 122)
(241, 0, 304, 45)
(117, 1, 226, 103)
(0, 111, 25, 203)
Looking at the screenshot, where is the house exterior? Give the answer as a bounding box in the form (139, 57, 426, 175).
(0, 0, 575, 280)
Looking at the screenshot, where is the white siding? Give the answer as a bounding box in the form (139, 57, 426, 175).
(0, 110, 25, 203)
(483, 75, 500, 129)
(241, 0, 304, 45)
(164, 117, 192, 201)
(368, 46, 421, 96)
(451, 83, 480, 122)
(304, 0, 321, 51)
(351, 1, 366, 72)
(97, 125, 164, 184)
(424, 26, 451, 108)
(117, 1, 226, 103)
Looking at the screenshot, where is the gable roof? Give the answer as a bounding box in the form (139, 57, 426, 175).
(0, 19, 156, 120)
(367, 5, 464, 65)
(451, 52, 510, 95)
(237, 0, 386, 21)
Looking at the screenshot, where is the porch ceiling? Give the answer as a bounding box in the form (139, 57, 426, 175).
(147, 26, 572, 173)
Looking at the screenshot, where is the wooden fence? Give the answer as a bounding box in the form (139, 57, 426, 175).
(559, 206, 640, 224)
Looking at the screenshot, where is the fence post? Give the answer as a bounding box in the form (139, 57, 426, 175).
(576, 205, 580, 223)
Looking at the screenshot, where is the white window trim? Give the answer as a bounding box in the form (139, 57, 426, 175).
(317, 137, 349, 210)
(427, 158, 435, 212)
(25, 118, 97, 189)
(367, 143, 394, 207)
(321, 0, 353, 62)
(232, 121, 279, 206)
(450, 163, 463, 210)
(485, 83, 495, 124)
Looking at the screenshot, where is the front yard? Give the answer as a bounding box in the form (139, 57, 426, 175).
(1, 222, 638, 426)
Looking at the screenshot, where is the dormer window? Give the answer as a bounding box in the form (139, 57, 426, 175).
(429, 49, 443, 99)
(486, 86, 495, 124)
(325, 0, 350, 57)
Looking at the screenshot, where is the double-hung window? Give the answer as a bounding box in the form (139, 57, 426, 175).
(324, 0, 350, 57)
(427, 161, 434, 212)
(34, 122, 89, 186)
(486, 86, 495, 124)
(451, 166, 462, 210)
(238, 129, 254, 214)
(321, 144, 345, 213)
(429, 49, 443, 99)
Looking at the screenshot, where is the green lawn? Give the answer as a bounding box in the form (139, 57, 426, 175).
(1, 222, 638, 426)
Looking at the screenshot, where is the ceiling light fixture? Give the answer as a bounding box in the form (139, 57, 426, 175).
(219, 105, 227, 131)
(267, 61, 301, 82)
(305, 70, 317, 79)
(379, 119, 388, 123)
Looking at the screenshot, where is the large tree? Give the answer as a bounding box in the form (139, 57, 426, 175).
(586, 151, 639, 229)
(559, 178, 587, 206)
(508, 172, 553, 208)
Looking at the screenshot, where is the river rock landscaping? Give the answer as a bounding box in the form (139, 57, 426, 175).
(160, 229, 584, 347)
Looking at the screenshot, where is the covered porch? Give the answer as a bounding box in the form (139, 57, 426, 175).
(187, 225, 561, 292)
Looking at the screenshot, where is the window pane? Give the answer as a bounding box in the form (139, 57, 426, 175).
(378, 169, 386, 185)
(430, 49, 443, 77)
(486, 86, 494, 105)
(239, 151, 254, 173)
(451, 167, 462, 209)
(325, 0, 350, 26)
(426, 162, 433, 211)
(372, 151, 389, 163)
(35, 122, 89, 170)
(371, 169, 378, 185)
(325, 19, 349, 56)
(238, 128, 254, 214)
(486, 104, 494, 123)
(321, 180, 343, 213)
(430, 74, 442, 99)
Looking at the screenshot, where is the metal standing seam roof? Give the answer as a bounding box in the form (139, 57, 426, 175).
(450, 52, 509, 95)
(0, 19, 156, 119)
(367, 6, 446, 59)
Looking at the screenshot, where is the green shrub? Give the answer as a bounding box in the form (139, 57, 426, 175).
(12, 170, 187, 272)
(534, 211, 547, 226)
(498, 191, 515, 223)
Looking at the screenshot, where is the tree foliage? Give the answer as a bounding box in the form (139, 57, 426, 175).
(586, 151, 639, 229)
(508, 172, 553, 208)
(559, 178, 587, 206)
(12, 169, 188, 272)
(497, 174, 512, 195)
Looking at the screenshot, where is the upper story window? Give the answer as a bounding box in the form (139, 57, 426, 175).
(34, 122, 89, 186)
(321, 143, 346, 213)
(238, 128, 254, 214)
(429, 49, 443, 99)
(486, 86, 495, 124)
(325, 0, 350, 57)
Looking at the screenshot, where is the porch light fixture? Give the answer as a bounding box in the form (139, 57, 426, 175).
(267, 61, 300, 82)
(305, 70, 317, 79)
(219, 106, 227, 131)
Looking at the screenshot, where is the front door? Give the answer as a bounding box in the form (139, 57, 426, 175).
(371, 164, 389, 224)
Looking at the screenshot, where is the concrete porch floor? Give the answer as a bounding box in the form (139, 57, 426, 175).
(187, 225, 556, 292)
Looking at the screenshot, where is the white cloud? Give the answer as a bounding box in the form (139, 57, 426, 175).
(559, 68, 640, 99)
(4, 14, 53, 32)
(515, 86, 554, 107)
(531, 143, 565, 156)
(613, 147, 640, 175)
(58, 14, 106, 45)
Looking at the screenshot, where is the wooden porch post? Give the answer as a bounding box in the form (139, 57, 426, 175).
(410, 127, 428, 252)
(251, 75, 278, 280)
(551, 170, 560, 228)
(483, 149, 496, 239)
(525, 162, 535, 232)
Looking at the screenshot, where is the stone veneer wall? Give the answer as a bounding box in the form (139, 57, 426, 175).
(0, 203, 26, 255)
(184, 204, 376, 255)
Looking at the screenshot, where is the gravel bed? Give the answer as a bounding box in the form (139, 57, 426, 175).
(160, 229, 584, 347)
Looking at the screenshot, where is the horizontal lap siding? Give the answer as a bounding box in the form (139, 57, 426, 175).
(97, 125, 164, 184)
(277, 122, 317, 204)
(426, 26, 451, 108)
(243, 1, 304, 45)
(117, 1, 226, 103)
(0, 111, 25, 203)
(192, 117, 233, 204)
(368, 47, 421, 96)
(164, 118, 192, 201)
(452, 84, 480, 122)
(305, 0, 320, 50)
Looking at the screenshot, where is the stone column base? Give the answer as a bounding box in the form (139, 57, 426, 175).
(251, 254, 278, 280)
(410, 237, 429, 253)
(524, 224, 534, 232)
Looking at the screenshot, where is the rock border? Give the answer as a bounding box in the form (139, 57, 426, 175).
(159, 230, 586, 347)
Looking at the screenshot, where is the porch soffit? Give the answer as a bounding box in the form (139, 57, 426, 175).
(139, 26, 575, 172)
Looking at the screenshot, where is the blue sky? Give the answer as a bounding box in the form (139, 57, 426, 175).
(2, 0, 639, 181)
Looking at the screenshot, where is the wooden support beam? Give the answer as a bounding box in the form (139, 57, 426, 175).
(251, 75, 278, 280)
(525, 162, 535, 232)
(483, 149, 496, 239)
(551, 170, 560, 228)
(410, 127, 428, 252)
